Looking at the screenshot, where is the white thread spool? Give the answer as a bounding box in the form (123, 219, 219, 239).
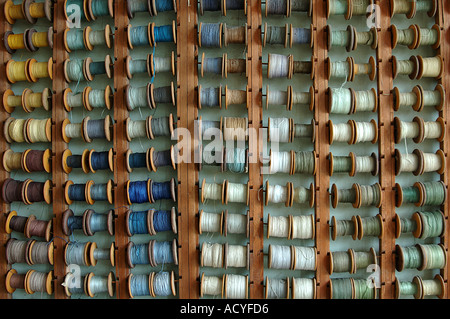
(267, 53, 291, 79)
(226, 182, 248, 204)
(224, 274, 248, 299)
(267, 184, 289, 204)
(201, 242, 224, 268)
(267, 214, 290, 238)
(200, 273, 223, 297)
(353, 120, 377, 144)
(127, 119, 147, 139)
(266, 85, 288, 108)
(422, 151, 444, 174)
(225, 244, 248, 269)
(265, 277, 289, 299)
(291, 215, 314, 240)
(269, 151, 292, 173)
(199, 211, 222, 234)
(202, 180, 224, 203)
(225, 212, 247, 235)
(292, 277, 316, 299)
(292, 185, 310, 205)
(396, 151, 420, 174)
(268, 117, 290, 143)
(354, 88, 377, 112)
(268, 244, 292, 270)
(330, 121, 353, 144)
(65, 122, 82, 139)
(421, 275, 445, 299)
(329, 87, 352, 114)
(293, 246, 316, 271)
(422, 119, 443, 140)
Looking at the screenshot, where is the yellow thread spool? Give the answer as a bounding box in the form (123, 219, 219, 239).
(27, 57, 53, 82)
(4, 0, 25, 24)
(6, 60, 29, 83)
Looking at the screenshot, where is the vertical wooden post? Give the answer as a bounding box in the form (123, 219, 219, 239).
(0, 0, 11, 300)
(376, 0, 396, 299)
(313, 0, 330, 299)
(113, 0, 130, 299)
(247, 0, 264, 299)
(177, 0, 199, 299)
(52, 0, 69, 299)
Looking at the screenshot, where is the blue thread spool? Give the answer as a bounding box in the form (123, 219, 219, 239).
(152, 210, 173, 233)
(127, 180, 150, 205)
(65, 0, 88, 21)
(265, 0, 289, 16)
(224, 147, 247, 173)
(65, 181, 87, 204)
(84, 209, 114, 236)
(127, 0, 151, 18)
(200, 53, 223, 76)
(151, 22, 176, 46)
(149, 115, 173, 139)
(128, 24, 151, 49)
(151, 271, 174, 296)
(88, 0, 113, 19)
(62, 209, 83, 236)
(152, 240, 175, 266)
(126, 56, 149, 79)
(199, 0, 221, 14)
(153, 0, 176, 14)
(87, 180, 113, 204)
(291, 25, 311, 46)
(127, 242, 151, 267)
(128, 274, 150, 298)
(198, 85, 222, 109)
(62, 149, 90, 174)
(150, 82, 175, 108)
(150, 147, 174, 171)
(199, 22, 222, 47)
(65, 241, 90, 266)
(64, 58, 85, 82)
(64, 28, 85, 52)
(89, 149, 113, 172)
(150, 179, 175, 202)
(126, 150, 150, 172)
(84, 55, 112, 82)
(126, 210, 150, 236)
(82, 115, 111, 143)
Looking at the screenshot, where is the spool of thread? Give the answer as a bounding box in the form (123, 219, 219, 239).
(5, 0, 52, 24)
(85, 25, 113, 50)
(421, 275, 445, 299)
(223, 117, 248, 141)
(352, 120, 378, 144)
(354, 279, 376, 299)
(268, 244, 292, 270)
(416, 210, 444, 239)
(151, 239, 177, 267)
(88, 0, 114, 19)
(125, 149, 150, 172)
(126, 0, 151, 18)
(151, 271, 176, 297)
(5, 269, 25, 294)
(150, 82, 176, 108)
(125, 84, 152, 110)
(64, 28, 86, 51)
(28, 240, 53, 265)
(65, 0, 88, 21)
(82, 116, 111, 143)
(329, 120, 353, 144)
(330, 183, 358, 208)
(268, 117, 291, 143)
(420, 84, 445, 111)
(84, 209, 114, 236)
(224, 243, 249, 269)
(126, 180, 150, 204)
(6, 238, 30, 264)
(292, 277, 316, 299)
(199, 211, 223, 235)
(27, 57, 53, 82)
(151, 21, 176, 46)
(200, 273, 223, 297)
(25, 270, 53, 295)
(64, 241, 90, 266)
(61, 209, 82, 236)
(393, 117, 425, 144)
(223, 274, 247, 299)
(85, 272, 115, 297)
(127, 242, 151, 267)
(291, 24, 312, 47)
(199, 53, 223, 77)
(84, 55, 113, 81)
(128, 274, 150, 297)
(224, 210, 248, 236)
(292, 184, 314, 207)
(265, 0, 289, 16)
(64, 181, 88, 204)
(358, 183, 382, 208)
(225, 181, 248, 205)
(88, 149, 114, 173)
(89, 242, 115, 266)
(327, 0, 348, 17)
(419, 244, 446, 270)
(199, 0, 221, 14)
(351, 56, 376, 81)
(199, 22, 222, 47)
(224, 85, 248, 109)
(83, 86, 112, 111)
(394, 277, 422, 299)
(330, 216, 358, 240)
(149, 115, 174, 139)
(267, 53, 292, 79)
(88, 180, 113, 204)
(357, 214, 383, 238)
(394, 213, 418, 238)
(390, 0, 415, 17)
(394, 182, 422, 207)
(330, 250, 354, 274)
(330, 278, 353, 299)
(263, 23, 288, 47)
(393, 86, 420, 111)
(291, 215, 314, 239)
(417, 55, 443, 80)
(126, 56, 149, 79)
(265, 276, 289, 299)
(265, 182, 290, 206)
(63, 58, 85, 82)
(63, 272, 85, 296)
(267, 215, 290, 238)
(153, 0, 177, 14)
(6, 60, 30, 83)
(392, 55, 419, 79)
(24, 215, 52, 241)
(21, 179, 50, 205)
(328, 87, 352, 114)
(126, 209, 151, 236)
(293, 246, 316, 271)
(127, 23, 151, 49)
(149, 179, 176, 203)
(223, 147, 247, 173)
(420, 181, 446, 206)
(354, 88, 377, 113)
(269, 150, 292, 174)
(150, 147, 175, 172)
(327, 58, 351, 80)
(201, 242, 224, 268)
(293, 151, 316, 174)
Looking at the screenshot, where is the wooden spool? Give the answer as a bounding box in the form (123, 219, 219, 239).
(148, 114, 174, 139)
(224, 85, 249, 109)
(62, 148, 89, 174)
(149, 270, 177, 297)
(393, 116, 424, 144)
(328, 119, 355, 145)
(127, 23, 151, 49)
(150, 81, 176, 109)
(394, 148, 423, 176)
(83, 54, 113, 82)
(200, 178, 226, 204)
(356, 214, 384, 240)
(198, 22, 223, 48)
(89, 242, 115, 266)
(148, 177, 176, 203)
(329, 248, 354, 275)
(150, 50, 176, 76)
(85, 271, 115, 298)
(330, 215, 358, 241)
(24, 269, 53, 295)
(27, 239, 54, 265)
(223, 242, 250, 270)
(83, 208, 114, 236)
(148, 207, 177, 235)
(87, 148, 114, 173)
(392, 55, 419, 80)
(198, 84, 222, 110)
(24, 214, 52, 242)
(198, 209, 223, 235)
(150, 20, 177, 46)
(64, 241, 91, 266)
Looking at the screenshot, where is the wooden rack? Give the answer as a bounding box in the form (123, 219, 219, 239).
(0, 0, 450, 300)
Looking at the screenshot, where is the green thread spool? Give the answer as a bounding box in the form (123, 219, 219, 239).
(332, 156, 353, 174)
(418, 210, 444, 239)
(418, 26, 439, 47)
(329, 60, 350, 79)
(399, 217, 417, 236)
(398, 280, 419, 298)
(420, 244, 446, 270)
(353, 250, 376, 272)
(398, 245, 423, 271)
(351, 0, 371, 15)
(415, 0, 433, 13)
(421, 181, 445, 206)
(330, 250, 353, 273)
(330, 30, 350, 47)
(422, 275, 445, 299)
(327, 0, 348, 16)
(293, 123, 313, 140)
(293, 151, 315, 174)
(359, 215, 382, 238)
(394, 27, 416, 47)
(332, 218, 356, 238)
(338, 187, 357, 205)
(354, 279, 375, 299)
(358, 184, 381, 207)
(331, 278, 353, 299)
(329, 88, 352, 114)
(401, 184, 421, 205)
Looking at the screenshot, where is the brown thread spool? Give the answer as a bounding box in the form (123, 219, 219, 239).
(2, 178, 26, 204)
(23, 149, 51, 173)
(292, 57, 313, 77)
(223, 23, 247, 46)
(25, 215, 52, 241)
(417, 55, 443, 80)
(5, 269, 25, 293)
(224, 85, 248, 109)
(5, 211, 27, 234)
(23, 179, 52, 205)
(225, 53, 247, 76)
(223, 116, 248, 141)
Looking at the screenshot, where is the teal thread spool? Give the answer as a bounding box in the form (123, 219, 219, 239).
(128, 24, 151, 49)
(395, 277, 422, 299)
(395, 244, 423, 271)
(126, 56, 149, 79)
(394, 213, 418, 238)
(418, 244, 446, 270)
(358, 183, 381, 208)
(327, 0, 348, 16)
(420, 181, 446, 206)
(330, 216, 358, 240)
(263, 23, 288, 47)
(330, 250, 353, 274)
(89, 0, 113, 19)
(357, 214, 383, 239)
(395, 182, 421, 207)
(354, 279, 375, 299)
(331, 183, 358, 208)
(64, 28, 85, 52)
(64, 58, 85, 82)
(65, 0, 88, 21)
